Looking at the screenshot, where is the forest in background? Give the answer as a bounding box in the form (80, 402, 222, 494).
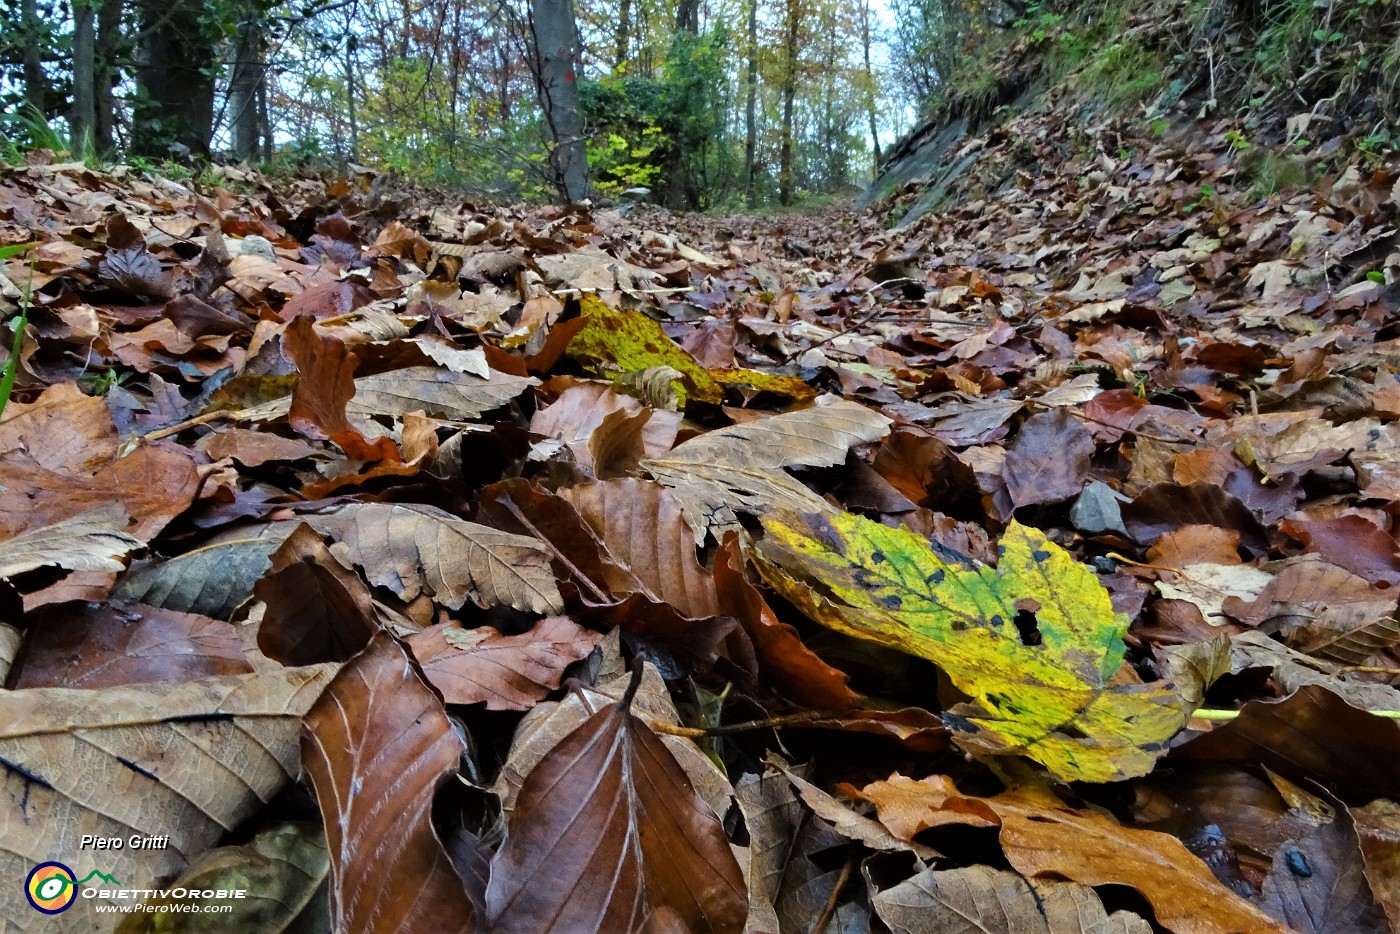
(0, 0, 972, 208)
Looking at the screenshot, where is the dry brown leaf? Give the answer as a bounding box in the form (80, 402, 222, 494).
(491, 660, 731, 820)
(853, 777, 1286, 934)
(0, 383, 199, 541)
(873, 865, 1152, 934)
(303, 632, 474, 933)
(485, 667, 747, 934)
(641, 398, 891, 542)
(561, 478, 720, 619)
(305, 502, 564, 615)
(254, 523, 378, 666)
(405, 616, 602, 710)
(199, 427, 321, 466)
(0, 503, 141, 579)
(12, 598, 252, 689)
(0, 664, 335, 930)
(529, 382, 679, 474)
(1225, 556, 1400, 664)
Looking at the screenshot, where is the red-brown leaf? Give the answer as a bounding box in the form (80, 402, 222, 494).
(486, 671, 747, 934)
(406, 615, 602, 710)
(303, 632, 475, 933)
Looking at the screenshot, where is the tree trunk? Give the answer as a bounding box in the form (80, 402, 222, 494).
(71, 0, 97, 151)
(229, 17, 264, 161)
(345, 34, 360, 162)
(20, 0, 44, 115)
(530, 0, 590, 203)
(778, 0, 800, 206)
(614, 0, 631, 70)
(860, 0, 881, 171)
(744, 0, 758, 208)
(674, 0, 699, 33)
(132, 0, 217, 156)
(259, 78, 274, 160)
(95, 0, 120, 151)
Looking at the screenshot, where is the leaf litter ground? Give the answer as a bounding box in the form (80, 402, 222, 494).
(3, 118, 1400, 932)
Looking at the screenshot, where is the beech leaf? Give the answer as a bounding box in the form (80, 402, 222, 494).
(641, 399, 891, 542)
(0, 665, 335, 930)
(873, 865, 1152, 934)
(485, 667, 748, 934)
(405, 615, 603, 710)
(302, 632, 475, 933)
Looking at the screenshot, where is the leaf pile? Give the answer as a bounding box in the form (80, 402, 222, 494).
(2, 125, 1400, 932)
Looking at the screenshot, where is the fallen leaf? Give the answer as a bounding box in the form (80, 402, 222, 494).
(1002, 408, 1095, 507)
(12, 598, 252, 689)
(116, 822, 329, 934)
(0, 664, 335, 930)
(756, 511, 1186, 782)
(254, 523, 378, 666)
(872, 865, 1152, 934)
(0, 503, 141, 579)
(485, 667, 747, 934)
(561, 478, 721, 619)
(642, 398, 891, 542)
(854, 778, 1286, 934)
(1352, 799, 1400, 931)
(405, 616, 602, 710)
(306, 502, 564, 615)
(302, 632, 475, 933)
(115, 535, 286, 620)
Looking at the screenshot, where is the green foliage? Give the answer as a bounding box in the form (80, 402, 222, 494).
(0, 104, 100, 168)
(579, 27, 735, 209)
(1071, 38, 1166, 108)
(0, 242, 37, 422)
(78, 368, 132, 397)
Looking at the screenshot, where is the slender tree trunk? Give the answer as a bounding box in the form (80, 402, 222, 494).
(229, 17, 263, 161)
(743, 0, 758, 207)
(614, 0, 631, 70)
(860, 0, 881, 171)
(71, 0, 97, 151)
(674, 0, 699, 33)
(778, 0, 799, 205)
(95, 0, 120, 150)
(530, 0, 590, 203)
(20, 0, 44, 114)
(345, 34, 360, 162)
(229, 17, 264, 161)
(259, 79, 274, 160)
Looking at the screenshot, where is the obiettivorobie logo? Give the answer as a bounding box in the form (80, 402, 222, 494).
(24, 862, 121, 914)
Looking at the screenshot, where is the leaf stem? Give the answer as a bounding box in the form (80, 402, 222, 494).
(649, 712, 837, 737)
(1193, 708, 1400, 720)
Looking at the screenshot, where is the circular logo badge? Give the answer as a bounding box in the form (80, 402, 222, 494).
(25, 862, 77, 914)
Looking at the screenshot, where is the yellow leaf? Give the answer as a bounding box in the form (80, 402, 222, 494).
(712, 367, 817, 401)
(566, 295, 818, 406)
(566, 295, 722, 405)
(754, 512, 1185, 782)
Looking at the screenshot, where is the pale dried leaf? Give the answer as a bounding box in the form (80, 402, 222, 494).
(0, 665, 335, 931)
(307, 503, 563, 614)
(873, 865, 1152, 934)
(641, 399, 891, 541)
(0, 503, 141, 579)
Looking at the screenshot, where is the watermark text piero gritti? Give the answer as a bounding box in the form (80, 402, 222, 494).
(79, 834, 170, 851)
